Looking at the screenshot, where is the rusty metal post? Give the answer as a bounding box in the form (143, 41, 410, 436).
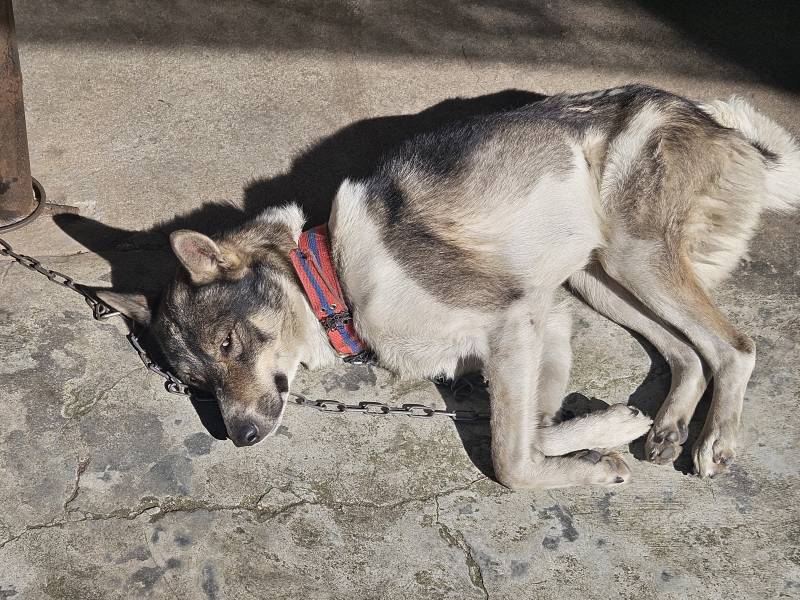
(0, 0, 37, 225)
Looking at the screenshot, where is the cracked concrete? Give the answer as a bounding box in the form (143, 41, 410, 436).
(1, 1, 799, 599)
(434, 495, 489, 599)
(62, 456, 91, 511)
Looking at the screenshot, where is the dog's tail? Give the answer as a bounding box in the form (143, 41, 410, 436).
(701, 97, 800, 212)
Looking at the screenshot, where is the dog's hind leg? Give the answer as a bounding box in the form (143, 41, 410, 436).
(600, 240, 755, 478)
(488, 300, 637, 489)
(568, 262, 711, 464)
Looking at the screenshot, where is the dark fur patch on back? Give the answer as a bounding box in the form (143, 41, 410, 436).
(388, 118, 490, 180)
(364, 177, 524, 310)
(356, 104, 591, 310)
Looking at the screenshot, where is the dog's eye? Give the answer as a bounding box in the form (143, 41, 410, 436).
(220, 333, 233, 355)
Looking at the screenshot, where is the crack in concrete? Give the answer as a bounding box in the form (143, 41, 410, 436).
(91, 366, 147, 408)
(0, 517, 72, 551)
(324, 476, 488, 514)
(63, 456, 91, 510)
(434, 490, 489, 600)
(0, 499, 293, 552)
(61, 366, 145, 424)
(0, 477, 489, 552)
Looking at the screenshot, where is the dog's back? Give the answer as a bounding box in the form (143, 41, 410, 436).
(336, 85, 799, 298)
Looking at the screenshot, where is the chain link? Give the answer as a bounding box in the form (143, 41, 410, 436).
(1, 235, 490, 422)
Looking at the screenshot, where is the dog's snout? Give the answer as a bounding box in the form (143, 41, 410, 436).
(231, 422, 262, 447)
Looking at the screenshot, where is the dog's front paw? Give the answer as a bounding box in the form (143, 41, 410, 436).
(692, 422, 737, 478)
(645, 418, 689, 465)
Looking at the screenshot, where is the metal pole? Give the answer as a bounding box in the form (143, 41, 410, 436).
(0, 0, 36, 224)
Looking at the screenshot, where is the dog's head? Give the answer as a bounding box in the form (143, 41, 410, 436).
(98, 206, 310, 447)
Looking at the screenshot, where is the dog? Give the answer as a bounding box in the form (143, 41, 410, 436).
(98, 84, 800, 490)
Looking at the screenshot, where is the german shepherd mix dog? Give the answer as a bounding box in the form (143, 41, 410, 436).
(100, 85, 800, 490)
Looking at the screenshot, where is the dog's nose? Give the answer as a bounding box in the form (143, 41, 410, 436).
(232, 423, 261, 447)
(243, 424, 259, 444)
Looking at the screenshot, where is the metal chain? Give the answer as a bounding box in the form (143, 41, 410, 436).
(1, 235, 490, 422)
(126, 329, 204, 397)
(289, 393, 490, 422)
(0, 236, 119, 320)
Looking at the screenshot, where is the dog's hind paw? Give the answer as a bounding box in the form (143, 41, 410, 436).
(692, 423, 736, 478)
(575, 449, 632, 486)
(646, 418, 689, 465)
(595, 403, 653, 448)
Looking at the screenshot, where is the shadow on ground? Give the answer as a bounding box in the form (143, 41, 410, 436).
(623, 331, 712, 474)
(19, 1, 800, 92)
(636, 1, 800, 93)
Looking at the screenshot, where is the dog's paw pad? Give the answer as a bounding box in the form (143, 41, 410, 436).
(646, 419, 688, 465)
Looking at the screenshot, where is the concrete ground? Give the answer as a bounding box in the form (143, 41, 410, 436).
(1, 1, 799, 598)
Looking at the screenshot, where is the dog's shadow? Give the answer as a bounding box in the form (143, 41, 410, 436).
(54, 88, 546, 444)
(433, 376, 613, 480)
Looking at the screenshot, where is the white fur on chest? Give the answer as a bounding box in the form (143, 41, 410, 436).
(329, 181, 491, 379)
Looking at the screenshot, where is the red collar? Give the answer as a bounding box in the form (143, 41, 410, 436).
(289, 225, 370, 360)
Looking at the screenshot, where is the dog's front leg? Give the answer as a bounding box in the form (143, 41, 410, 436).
(487, 304, 633, 490)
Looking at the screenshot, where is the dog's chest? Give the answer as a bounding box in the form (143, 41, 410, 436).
(329, 203, 491, 378)
(344, 246, 490, 379)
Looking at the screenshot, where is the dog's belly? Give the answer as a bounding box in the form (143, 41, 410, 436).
(369, 330, 486, 380)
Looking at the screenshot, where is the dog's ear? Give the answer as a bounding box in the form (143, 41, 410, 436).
(170, 230, 242, 285)
(95, 291, 153, 325)
(257, 203, 305, 245)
